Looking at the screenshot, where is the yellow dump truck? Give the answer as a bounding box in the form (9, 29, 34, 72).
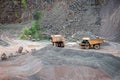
(50, 35, 65, 47)
(80, 37, 104, 49)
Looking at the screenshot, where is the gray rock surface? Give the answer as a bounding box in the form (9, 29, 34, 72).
(31, 46, 120, 80)
(100, 0, 120, 42)
(42, 0, 100, 39)
(0, 0, 120, 42)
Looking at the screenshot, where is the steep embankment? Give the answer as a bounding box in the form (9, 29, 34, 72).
(42, 0, 101, 38)
(0, 0, 120, 41)
(100, 0, 120, 42)
(0, 0, 101, 39)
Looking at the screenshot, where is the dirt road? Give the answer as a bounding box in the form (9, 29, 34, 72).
(0, 38, 50, 57)
(0, 37, 120, 57)
(65, 41, 120, 56)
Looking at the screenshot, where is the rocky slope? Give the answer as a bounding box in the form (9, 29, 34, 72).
(30, 46, 120, 80)
(42, 0, 101, 39)
(0, 0, 120, 41)
(100, 0, 120, 42)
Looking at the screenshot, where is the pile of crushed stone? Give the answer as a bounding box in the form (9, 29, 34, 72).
(0, 46, 120, 80)
(31, 46, 120, 80)
(0, 54, 42, 80)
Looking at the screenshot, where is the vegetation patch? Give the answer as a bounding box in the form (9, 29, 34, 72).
(19, 11, 48, 40)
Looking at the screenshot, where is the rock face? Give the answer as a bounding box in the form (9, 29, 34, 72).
(0, 0, 42, 23)
(100, 0, 120, 42)
(0, 0, 101, 41)
(0, 0, 23, 23)
(0, 0, 120, 42)
(42, 0, 101, 38)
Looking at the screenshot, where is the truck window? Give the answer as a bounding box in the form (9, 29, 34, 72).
(82, 40, 89, 44)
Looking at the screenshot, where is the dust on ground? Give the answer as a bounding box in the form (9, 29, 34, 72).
(0, 38, 50, 57)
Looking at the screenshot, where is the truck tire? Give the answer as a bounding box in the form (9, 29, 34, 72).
(58, 42, 61, 47)
(61, 42, 64, 47)
(85, 45, 90, 49)
(94, 44, 100, 49)
(55, 42, 58, 47)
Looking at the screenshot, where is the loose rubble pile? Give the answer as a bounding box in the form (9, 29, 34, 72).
(0, 54, 42, 80)
(0, 45, 120, 80)
(30, 46, 120, 80)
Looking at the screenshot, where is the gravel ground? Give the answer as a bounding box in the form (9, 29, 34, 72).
(0, 54, 42, 80)
(29, 46, 120, 80)
(0, 38, 120, 80)
(0, 38, 50, 57)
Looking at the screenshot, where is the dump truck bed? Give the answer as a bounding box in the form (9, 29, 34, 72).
(88, 38, 104, 45)
(51, 35, 65, 42)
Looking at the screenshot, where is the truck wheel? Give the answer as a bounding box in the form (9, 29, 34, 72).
(85, 45, 90, 49)
(52, 42, 55, 46)
(61, 42, 64, 47)
(94, 44, 100, 49)
(58, 42, 61, 47)
(55, 42, 58, 47)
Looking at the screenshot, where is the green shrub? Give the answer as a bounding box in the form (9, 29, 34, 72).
(21, 0, 27, 9)
(15, 12, 18, 18)
(23, 27, 30, 35)
(29, 22, 37, 34)
(20, 11, 45, 40)
(20, 23, 40, 40)
(33, 11, 43, 21)
(19, 26, 30, 39)
(33, 31, 40, 40)
(19, 33, 28, 40)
